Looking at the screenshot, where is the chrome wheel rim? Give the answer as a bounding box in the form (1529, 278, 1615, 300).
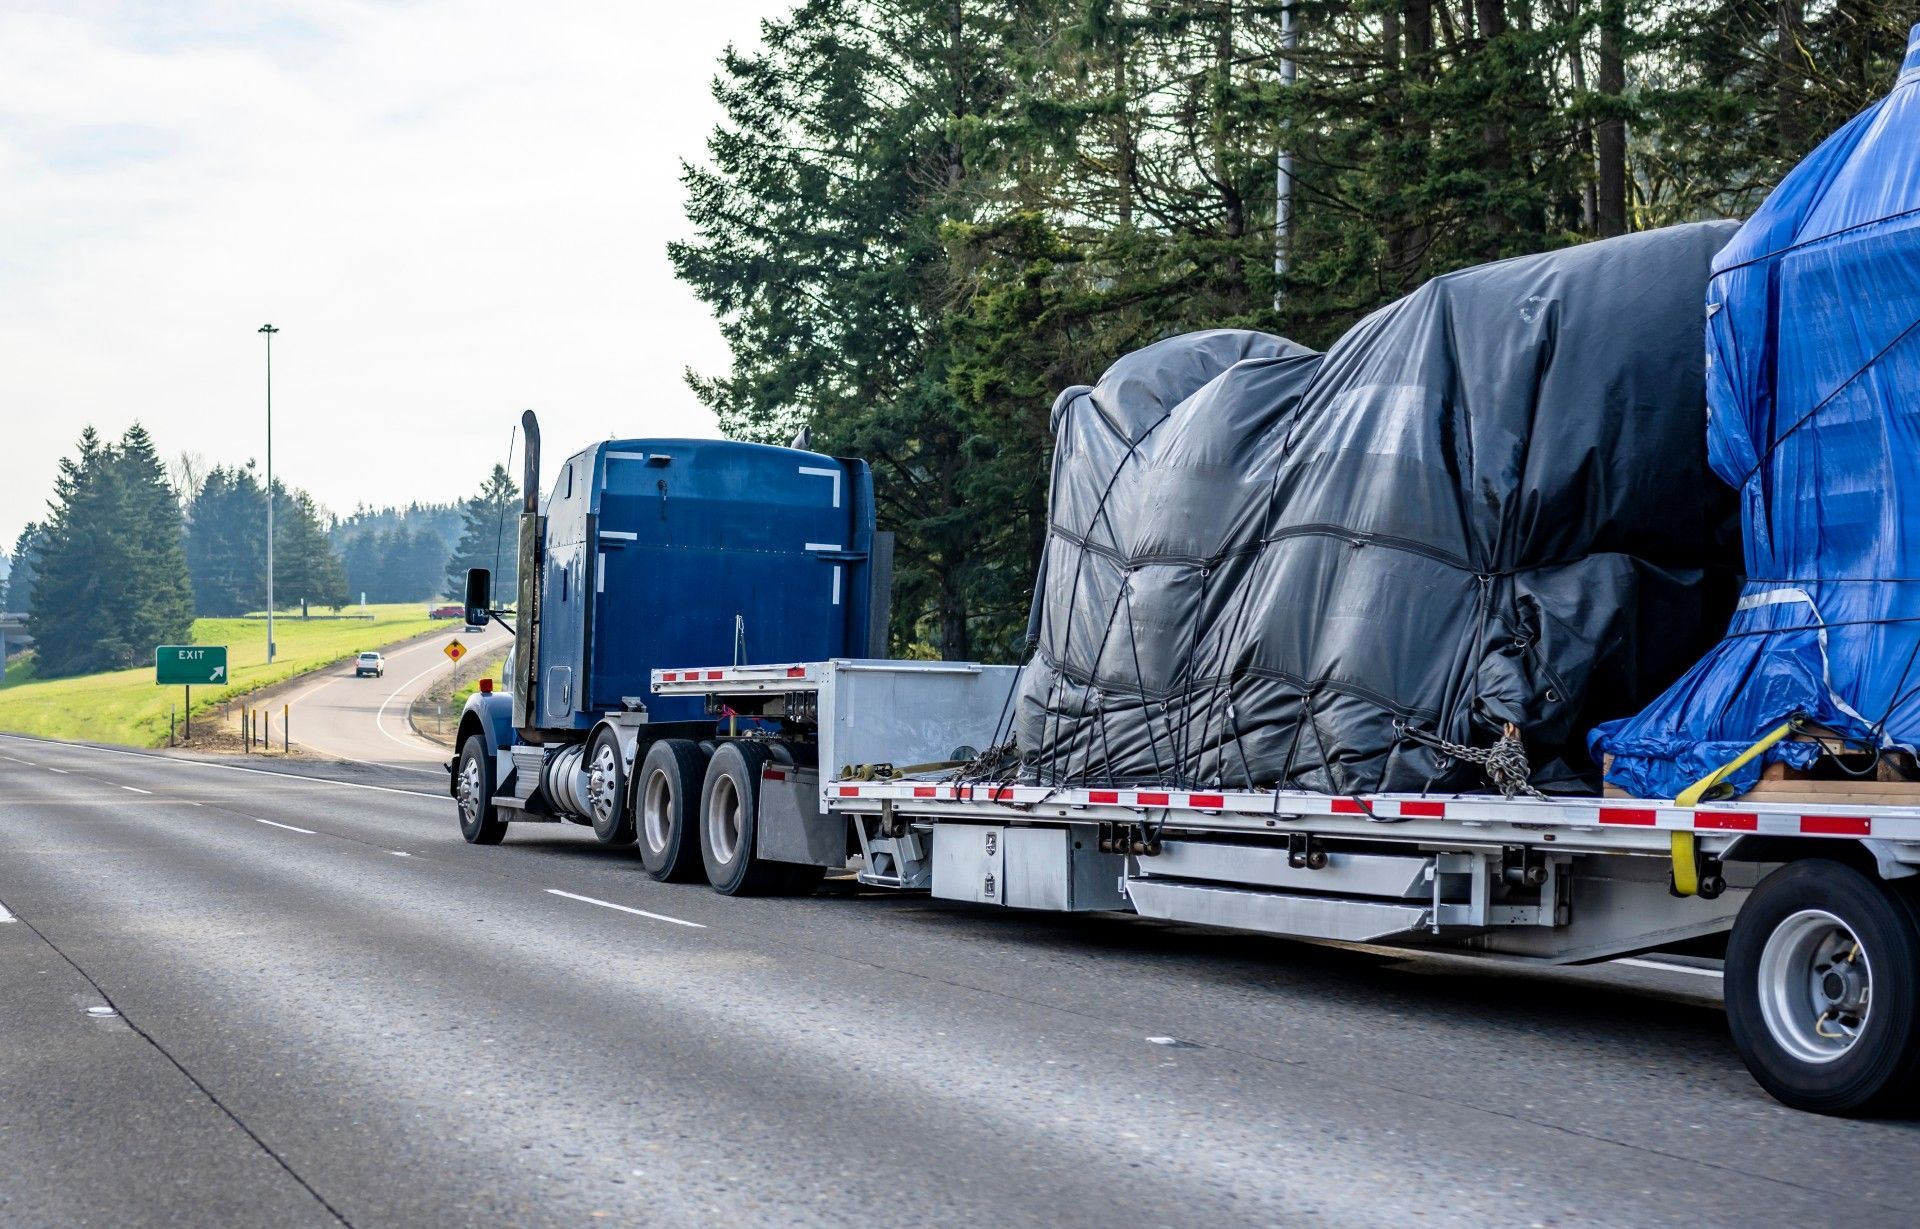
(586, 743, 620, 824)
(1758, 908, 1872, 1065)
(710, 773, 742, 864)
(642, 769, 673, 854)
(456, 756, 482, 828)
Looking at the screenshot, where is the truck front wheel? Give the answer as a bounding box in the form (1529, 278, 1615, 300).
(586, 729, 634, 845)
(637, 739, 707, 882)
(699, 741, 789, 896)
(1726, 858, 1920, 1114)
(455, 735, 508, 845)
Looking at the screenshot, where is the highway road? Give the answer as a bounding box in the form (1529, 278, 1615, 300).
(278, 623, 512, 774)
(1, 735, 1916, 1228)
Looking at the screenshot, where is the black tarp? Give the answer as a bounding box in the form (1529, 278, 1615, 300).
(1012, 222, 1742, 795)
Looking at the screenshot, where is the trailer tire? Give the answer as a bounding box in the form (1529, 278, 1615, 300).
(637, 739, 708, 882)
(455, 735, 508, 845)
(586, 728, 634, 845)
(700, 741, 787, 896)
(1726, 858, 1920, 1114)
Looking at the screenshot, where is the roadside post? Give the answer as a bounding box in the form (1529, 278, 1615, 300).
(156, 646, 227, 745)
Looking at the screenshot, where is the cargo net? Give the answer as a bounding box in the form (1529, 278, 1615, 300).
(967, 227, 1744, 799)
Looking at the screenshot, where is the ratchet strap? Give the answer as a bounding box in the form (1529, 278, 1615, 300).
(1674, 720, 1795, 807)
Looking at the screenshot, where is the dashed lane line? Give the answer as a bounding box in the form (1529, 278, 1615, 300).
(546, 888, 706, 929)
(253, 818, 317, 835)
(121, 786, 152, 795)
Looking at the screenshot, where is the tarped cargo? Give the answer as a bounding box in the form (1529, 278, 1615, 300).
(1013, 222, 1740, 795)
(1592, 30, 1920, 799)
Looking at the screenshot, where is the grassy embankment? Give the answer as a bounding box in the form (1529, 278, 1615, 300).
(0, 605, 443, 747)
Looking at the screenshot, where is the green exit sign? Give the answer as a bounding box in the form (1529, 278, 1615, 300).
(156, 645, 228, 685)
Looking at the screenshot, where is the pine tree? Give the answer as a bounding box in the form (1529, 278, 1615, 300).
(273, 488, 348, 612)
(443, 465, 520, 600)
(116, 424, 195, 651)
(28, 429, 135, 674)
(5, 524, 43, 614)
(185, 466, 268, 617)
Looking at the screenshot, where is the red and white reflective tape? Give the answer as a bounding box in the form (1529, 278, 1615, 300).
(816, 781, 1903, 842)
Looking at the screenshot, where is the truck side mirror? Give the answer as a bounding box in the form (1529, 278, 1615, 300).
(464, 567, 491, 628)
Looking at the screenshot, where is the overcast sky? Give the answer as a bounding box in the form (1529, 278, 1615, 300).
(0, 0, 788, 550)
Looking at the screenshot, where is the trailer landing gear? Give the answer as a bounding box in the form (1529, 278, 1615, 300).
(1726, 859, 1920, 1114)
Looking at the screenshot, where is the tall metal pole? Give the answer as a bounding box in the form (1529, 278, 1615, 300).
(259, 324, 279, 663)
(1273, 0, 1298, 312)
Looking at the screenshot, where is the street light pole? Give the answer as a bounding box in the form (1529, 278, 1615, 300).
(258, 324, 279, 663)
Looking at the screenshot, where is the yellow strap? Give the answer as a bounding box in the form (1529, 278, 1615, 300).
(1674, 720, 1795, 807)
(1670, 831, 1699, 897)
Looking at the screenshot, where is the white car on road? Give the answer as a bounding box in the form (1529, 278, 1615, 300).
(354, 651, 385, 678)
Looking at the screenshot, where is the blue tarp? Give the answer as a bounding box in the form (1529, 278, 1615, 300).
(1592, 26, 1920, 798)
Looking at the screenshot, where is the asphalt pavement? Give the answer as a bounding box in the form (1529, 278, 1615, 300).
(0, 734, 1916, 1228)
(274, 623, 512, 774)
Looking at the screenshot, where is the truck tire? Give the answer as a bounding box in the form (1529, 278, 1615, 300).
(455, 735, 508, 845)
(699, 741, 789, 896)
(1726, 858, 1920, 1114)
(636, 739, 708, 882)
(586, 728, 634, 845)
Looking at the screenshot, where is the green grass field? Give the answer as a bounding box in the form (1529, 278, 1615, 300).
(0, 605, 446, 747)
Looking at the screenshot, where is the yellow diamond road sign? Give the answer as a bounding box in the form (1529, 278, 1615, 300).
(444, 639, 466, 663)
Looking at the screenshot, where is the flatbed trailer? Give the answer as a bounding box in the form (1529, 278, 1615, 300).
(625, 658, 1920, 1116)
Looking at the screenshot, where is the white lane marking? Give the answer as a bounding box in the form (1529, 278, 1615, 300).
(1615, 957, 1724, 979)
(121, 786, 152, 795)
(48, 768, 68, 774)
(0, 900, 15, 923)
(4, 755, 37, 765)
(545, 889, 706, 929)
(254, 818, 315, 834)
(390, 851, 411, 857)
(362, 625, 510, 763)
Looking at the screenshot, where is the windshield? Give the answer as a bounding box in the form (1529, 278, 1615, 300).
(359, 653, 378, 660)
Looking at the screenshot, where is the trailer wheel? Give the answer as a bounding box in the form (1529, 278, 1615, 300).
(636, 739, 708, 882)
(455, 735, 507, 845)
(700, 741, 788, 896)
(586, 729, 633, 845)
(1726, 859, 1920, 1114)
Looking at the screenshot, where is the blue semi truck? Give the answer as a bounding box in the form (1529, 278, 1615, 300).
(450, 411, 894, 893)
(452, 412, 1920, 1114)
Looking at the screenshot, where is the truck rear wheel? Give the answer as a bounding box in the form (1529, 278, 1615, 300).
(1726, 858, 1920, 1114)
(700, 741, 789, 896)
(637, 739, 707, 882)
(455, 735, 508, 845)
(586, 729, 633, 845)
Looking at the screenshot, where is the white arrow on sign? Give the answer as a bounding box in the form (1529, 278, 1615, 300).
(211, 666, 225, 681)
